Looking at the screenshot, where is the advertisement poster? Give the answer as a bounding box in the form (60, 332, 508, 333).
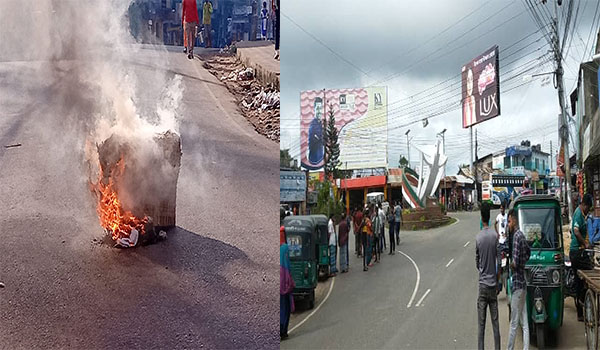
(299, 87, 388, 170)
(462, 45, 500, 128)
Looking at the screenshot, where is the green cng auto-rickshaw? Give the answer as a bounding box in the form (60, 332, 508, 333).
(311, 215, 331, 275)
(507, 195, 564, 348)
(282, 215, 319, 309)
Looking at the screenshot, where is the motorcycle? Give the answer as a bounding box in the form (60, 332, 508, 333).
(498, 243, 510, 296)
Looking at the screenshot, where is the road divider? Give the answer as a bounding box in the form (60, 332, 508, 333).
(288, 277, 335, 335)
(415, 289, 431, 307)
(398, 250, 420, 308)
(445, 258, 454, 268)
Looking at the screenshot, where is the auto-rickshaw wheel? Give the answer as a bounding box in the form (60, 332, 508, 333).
(308, 290, 315, 309)
(536, 323, 545, 349)
(585, 288, 598, 350)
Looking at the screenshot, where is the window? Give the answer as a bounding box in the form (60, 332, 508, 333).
(535, 159, 539, 170)
(542, 160, 545, 171)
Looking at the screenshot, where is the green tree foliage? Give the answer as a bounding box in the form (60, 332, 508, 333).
(314, 180, 344, 219)
(280, 149, 298, 169)
(399, 155, 409, 168)
(324, 106, 341, 178)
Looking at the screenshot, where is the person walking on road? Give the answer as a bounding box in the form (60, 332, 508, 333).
(260, 1, 269, 40)
(570, 193, 594, 321)
(507, 209, 531, 350)
(339, 212, 349, 273)
(182, 0, 199, 59)
(394, 201, 403, 245)
(372, 206, 381, 263)
(475, 202, 500, 350)
(362, 208, 373, 270)
(202, 0, 213, 48)
(387, 205, 395, 255)
(354, 207, 363, 257)
(378, 203, 386, 252)
(272, 0, 280, 59)
(280, 226, 295, 340)
(495, 203, 508, 292)
(328, 214, 338, 277)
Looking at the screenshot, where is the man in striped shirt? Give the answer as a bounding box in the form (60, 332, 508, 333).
(507, 209, 530, 350)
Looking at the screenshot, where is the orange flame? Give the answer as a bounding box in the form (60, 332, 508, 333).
(95, 157, 147, 241)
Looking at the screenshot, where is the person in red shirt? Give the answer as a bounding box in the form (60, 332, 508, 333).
(182, 0, 199, 59)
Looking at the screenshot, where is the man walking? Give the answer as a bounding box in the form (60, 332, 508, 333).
(372, 206, 381, 263)
(378, 203, 386, 252)
(182, 0, 199, 59)
(507, 209, 531, 350)
(202, 0, 213, 48)
(362, 208, 372, 271)
(328, 214, 338, 277)
(394, 201, 403, 245)
(495, 203, 508, 292)
(387, 205, 395, 255)
(475, 202, 500, 350)
(570, 193, 594, 321)
(354, 207, 363, 257)
(338, 212, 349, 273)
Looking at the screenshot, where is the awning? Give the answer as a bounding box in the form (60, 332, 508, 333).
(340, 175, 386, 190)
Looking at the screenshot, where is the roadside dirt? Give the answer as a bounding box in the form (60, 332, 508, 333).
(200, 53, 279, 142)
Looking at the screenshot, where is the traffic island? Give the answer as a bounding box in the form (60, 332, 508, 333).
(401, 199, 453, 230)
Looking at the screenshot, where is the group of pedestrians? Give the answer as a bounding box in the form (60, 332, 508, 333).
(181, 0, 214, 59)
(476, 202, 531, 350)
(326, 201, 403, 274)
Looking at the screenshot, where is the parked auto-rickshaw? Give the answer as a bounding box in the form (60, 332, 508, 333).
(507, 194, 564, 348)
(311, 214, 331, 275)
(282, 215, 319, 309)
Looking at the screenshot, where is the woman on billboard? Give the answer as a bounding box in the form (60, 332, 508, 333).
(308, 97, 325, 166)
(463, 68, 476, 127)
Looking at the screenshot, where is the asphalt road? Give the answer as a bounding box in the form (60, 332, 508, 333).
(0, 46, 279, 349)
(283, 211, 586, 349)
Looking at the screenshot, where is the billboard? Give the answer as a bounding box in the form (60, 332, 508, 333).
(462, 45, 500, 128)
(280, 171, 307, 203)
(300, 87, 388, 170)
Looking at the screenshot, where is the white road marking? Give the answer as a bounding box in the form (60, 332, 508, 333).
(415, 289, 431, 307)
(288, 277, 335, 335)
(398, 250, 420, 308)
(446, 258, 454, 268)
(464, 241, 470, 247)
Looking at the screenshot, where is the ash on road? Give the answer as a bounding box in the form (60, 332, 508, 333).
(0, 46, 279, 349)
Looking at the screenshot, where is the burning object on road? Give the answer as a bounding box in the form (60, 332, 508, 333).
(91, 130, 181, 247)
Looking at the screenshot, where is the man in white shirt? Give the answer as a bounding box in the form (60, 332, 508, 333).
(494, 203, 508, 244)
(328, 214, 338, 276)
(494, 203, 508, 293)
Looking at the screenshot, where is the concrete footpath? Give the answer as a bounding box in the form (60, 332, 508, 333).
(236, 41, 279, 89)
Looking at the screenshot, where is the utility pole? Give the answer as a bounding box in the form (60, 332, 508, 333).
(550, 140, 553, 172)
(470, 126, 474, 204)
(552, 0, 574, 222)
(405, 129, 411, 168)
(437, 128, 447, 204)
(475, 129, 479, 205)
(322, 89, 328, 179)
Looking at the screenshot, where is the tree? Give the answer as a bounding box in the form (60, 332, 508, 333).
(314, 180, 344, 219)
(324, 105, 341, 178)
(280, 149, 298, 169)
(399, 155, 409, 168)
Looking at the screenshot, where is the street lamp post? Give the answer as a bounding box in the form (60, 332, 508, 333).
(437, 128, 447, 205)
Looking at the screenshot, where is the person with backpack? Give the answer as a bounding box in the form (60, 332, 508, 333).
(506, 208, 531, 350)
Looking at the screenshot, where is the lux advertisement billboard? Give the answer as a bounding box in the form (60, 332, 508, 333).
(299, 87, 388, 171)
(462, 45, 501, 128)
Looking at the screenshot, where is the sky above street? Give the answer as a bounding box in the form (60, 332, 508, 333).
(280, 0, 599, 174)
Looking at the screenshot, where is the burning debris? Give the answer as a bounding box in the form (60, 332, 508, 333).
(203, 55, 279, 141)
(91, 130, 181, 247)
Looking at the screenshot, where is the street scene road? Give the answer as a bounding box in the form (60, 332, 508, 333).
(282, 211, 585, 349)
(0, 1, 278, 348)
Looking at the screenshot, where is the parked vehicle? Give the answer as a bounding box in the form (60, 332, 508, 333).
(310, 215, 331, 276)
(506, 194, 564, 348)
(282, 215, 319, 309)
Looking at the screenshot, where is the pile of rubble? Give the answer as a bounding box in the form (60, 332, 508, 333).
(202, 55, 279, 141)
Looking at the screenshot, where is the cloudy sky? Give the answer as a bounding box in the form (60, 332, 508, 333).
(280, 0, 599, 174)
